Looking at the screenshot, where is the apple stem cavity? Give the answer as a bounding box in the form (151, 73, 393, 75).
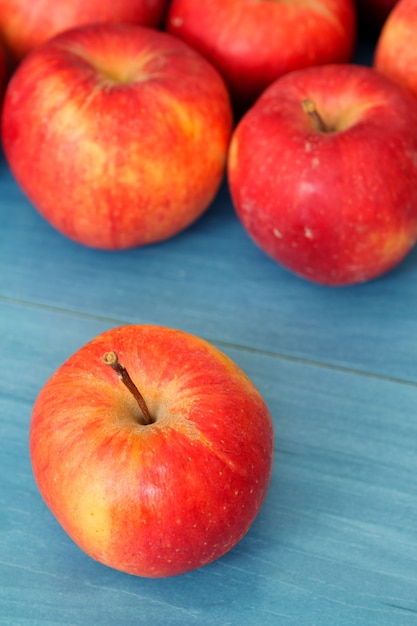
(302, 98, 331, 133)
(102, 351, 154, 425)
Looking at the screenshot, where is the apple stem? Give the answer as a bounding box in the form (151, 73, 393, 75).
(302, 98, 330, 133)
(102, 351, 153, 425)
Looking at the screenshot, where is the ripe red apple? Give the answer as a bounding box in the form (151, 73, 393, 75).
(374, 0, 417, 100)
(0, 0, 168, 64)
(1, 23, 233, 250)
(29, 325, 274, 578)
(228, 64, 417, 286)
(166, 0, 356, 112)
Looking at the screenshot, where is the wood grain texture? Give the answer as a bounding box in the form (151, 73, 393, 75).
(1, 29, 417, 626)
(1, 302, 417, 625)
(3, 160, 417, 384)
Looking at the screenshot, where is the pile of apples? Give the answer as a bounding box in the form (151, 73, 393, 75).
(2, 0, 417, 579)
(1, 0, 417, 286)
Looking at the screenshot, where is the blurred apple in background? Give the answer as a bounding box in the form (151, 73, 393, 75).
(0, 0, 168, 64)
(0, 41, 6, 100)
(228, 64, 417, 287)
(30, 324, 274, 577)
(1, 23, 233, 250)
(374, 0, 417, 99)
(166, 0, 356, 113)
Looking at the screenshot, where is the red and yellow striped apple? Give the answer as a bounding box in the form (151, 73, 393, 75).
(1, 23, 233, 249)
(228, 64, 417, 286)
(166, 0, 356, 113)
(29, 325, 274, 578)
(0, 0, 168, 64)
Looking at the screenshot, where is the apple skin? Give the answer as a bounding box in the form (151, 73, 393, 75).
(1, 24, 233, 250)
(374, 0, 417, 100)
(0, 42, 6, 100)
(29, 325, 274, 578)
(0, 0, 168, 64)
(228, 64, 417, 286)
(166, 0, 356, 112)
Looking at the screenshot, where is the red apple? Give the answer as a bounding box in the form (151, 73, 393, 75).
(0, 41, 6, 100)
(374, 0, 417, 100)
(166, 0, 356, 112)
(0, 0, 168, 64)
(1, 23, 233, 250)
(228, 64, 417, 286)
(29, 325, 274, 578)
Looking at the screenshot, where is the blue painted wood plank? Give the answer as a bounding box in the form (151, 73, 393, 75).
(1, 301, 417, 625)
(2, 155, 417, 384)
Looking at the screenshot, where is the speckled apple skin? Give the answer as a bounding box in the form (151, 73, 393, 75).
(29, 325, 274, 578)
(2, 24, 233, 249)
(228, 64, 417, 286)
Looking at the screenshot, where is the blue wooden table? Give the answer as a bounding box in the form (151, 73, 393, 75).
(1, 34, 417, 626)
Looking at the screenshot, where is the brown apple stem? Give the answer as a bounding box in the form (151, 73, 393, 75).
(102, 351, 153, 425)
(302, 98, 329, 133)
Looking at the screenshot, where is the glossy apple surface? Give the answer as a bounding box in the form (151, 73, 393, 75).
(228, 64, 417, 286)
(1, 23, 233, 250)
(0, 0, 168, 63)
(166, 0, 356, 112)
(374, 0, 417, 99)
(29, 325, 274, 578)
